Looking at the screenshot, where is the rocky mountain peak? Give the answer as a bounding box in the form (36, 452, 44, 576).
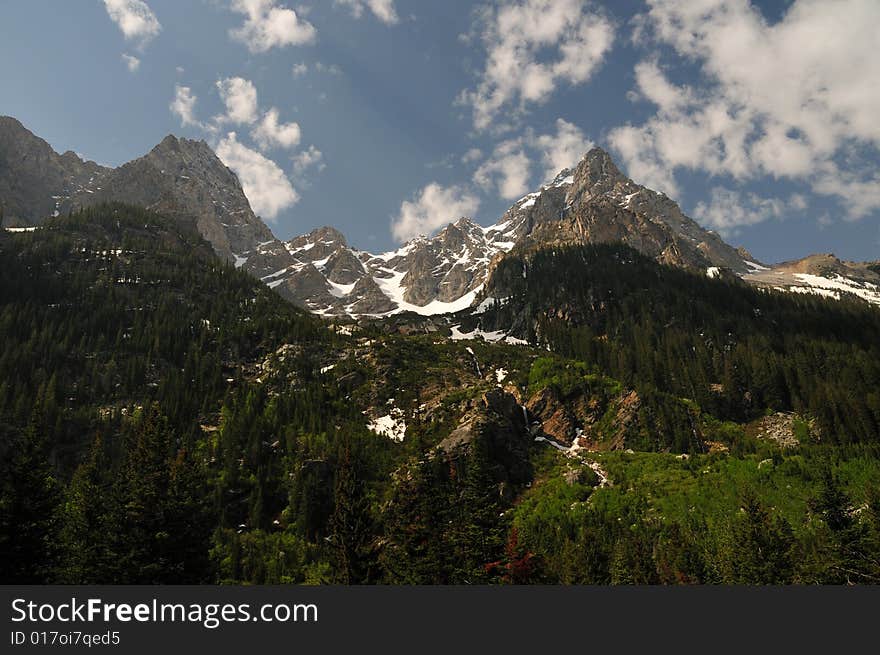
(568, 147, 633, 203)
(0, 119, 277, 260)
(0, 116, 107, 227)
(6, 117, 876, 317)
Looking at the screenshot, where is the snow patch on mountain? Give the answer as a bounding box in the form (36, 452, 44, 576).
(366, 402, 406, 442)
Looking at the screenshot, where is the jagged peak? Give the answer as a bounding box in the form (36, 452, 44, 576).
(439, 217, 480, 237)
(293, 225, 347, 247)
(0, 115, 28, 131)
(156, 134, 180, 149)
(574, 146, 627, 188)
(150, 134, 215, 158)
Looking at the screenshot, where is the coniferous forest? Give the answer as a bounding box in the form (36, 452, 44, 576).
(2, 205, 880, 585)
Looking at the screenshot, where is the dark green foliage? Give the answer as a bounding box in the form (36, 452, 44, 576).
(4, 211, 880, 585)
(0, 418, 62, 582)
(726, 489, 794, 584)
(480, 244, 880, 444)
(328, 443, 375, 583)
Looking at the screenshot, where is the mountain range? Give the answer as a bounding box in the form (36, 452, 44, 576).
(2, 114, 878, 314)
(4, 115, 880, 587)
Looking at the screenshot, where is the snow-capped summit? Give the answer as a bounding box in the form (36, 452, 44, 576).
(4, 117, 875, 315)
(247, 146, 763, 317)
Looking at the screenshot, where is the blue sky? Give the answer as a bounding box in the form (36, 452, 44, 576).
(1, 0, 878, 263)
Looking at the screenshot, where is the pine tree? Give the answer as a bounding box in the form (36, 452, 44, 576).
(808, 472, 870, 584)
(728, 489, 794, 584)
(450, 436, 505, 583)
(328, 444, 373, 584)
(0, 417, 62, 582)
(58, 433, 112, 583)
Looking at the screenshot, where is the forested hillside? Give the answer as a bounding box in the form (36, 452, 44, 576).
(476, 244, 880, 444)
(2, 207, 880, 585)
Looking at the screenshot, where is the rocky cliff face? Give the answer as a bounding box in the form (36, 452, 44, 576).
(0, 117, 274, 263)
(4, 116, 876, 315)
(0, 116, 106, 227)
(741, 252, 880, 304)
(260, 148, 755, 316)
(64, 135, 276, 262)
(502, 148, 751, 274)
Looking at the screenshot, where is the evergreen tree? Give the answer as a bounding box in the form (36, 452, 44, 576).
(727, 490, 794, 584)
(0, 417, 61, 582)
(328, 444, 374, 584)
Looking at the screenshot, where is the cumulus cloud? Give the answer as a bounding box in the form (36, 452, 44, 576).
(462, 148, 483, 165)
(532, 118, 594, 182)
(292, 62, 309, 77)
(292, 145, 325, 176)
(169, 78, 311, 218)
(229, 0, 316, 53)
(216, 132, 299, 220)
(335, 0, 399, 25)
(169, 85, 201, 128)
(694, 188, 808, 236)
(813, 164, 880, 220)
(252, 108, 301, 150)
(609, 0, 880, 221)
(392, 184, 481, 242)
(473, 118, 592, 200)
(215, 77, 259, 125)
(121, 53, 141, 72)
(459, 0, 614, 131)
(315, 62, 343, 75)
(103, 0, 161, 47)
(474, 141, 532, 200)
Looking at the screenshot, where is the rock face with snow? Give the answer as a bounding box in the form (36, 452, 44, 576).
(498, 148, 751, 274)
(239, 218, 518, 316)
(0, 117, 274, 263)
(0, 116, 105, 227)
(63, 135, 276, 263)
(4, 116, 877, 315)
(289, 146, 874, 315)
(261, 147, 756, 316)
(742, 253, 880, 304)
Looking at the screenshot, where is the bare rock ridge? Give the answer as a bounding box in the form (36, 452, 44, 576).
(2, 116, 878, 313)
(251, 147, 758, 315)
(0, 117, 273, 263)
(0, 116, 106, 226)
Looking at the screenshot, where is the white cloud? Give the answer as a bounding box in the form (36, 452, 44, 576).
(693, 187, 808, 235)
(460, 0, 614, 130)
(251, 108, 302, 150)
(215, 132, 299, 220)
(630, 59, 692, 114)
(121, 53, 141, 72)
(813, 164, 880, 220)
(215, 77, 259, 125)
(474, 141, 532, 200)
(462, 148, 483, 165)
(292, 62, 309, 77)
(610, 0, 880, 219)
(229, 0, 316, 53)
(170, 85, 201, 128)
(473, 118, 592, 200)
(607, 124, 680, 197)
(392, 183, 481, 242)
(532, 118, 593, 182)
(335, 0, 399, 25)
(292, 145, 325, 176)
(103, 0, 161, 47)
(315, 62, 342, 75)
